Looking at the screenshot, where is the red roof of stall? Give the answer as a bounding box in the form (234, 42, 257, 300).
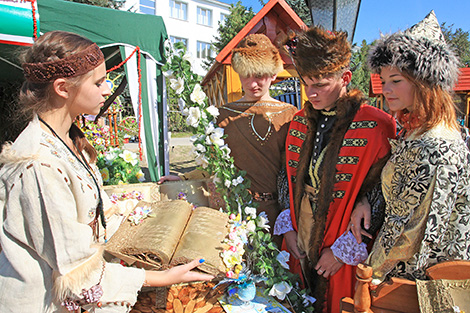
(369, 68, 470, 97)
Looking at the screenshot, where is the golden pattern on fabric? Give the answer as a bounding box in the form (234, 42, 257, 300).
(335, 173, 352, 182)
(342, 138, 368, 147)
(338, 156, 359, 165)
(288, 144, 301, 154)
(349, 121, 378, 129)
(368, 128, 470, 283)
(293, 115, 307, 125)
(288, 159, 299, 168)
(289, 128, 306, 141)
(333, 190, 346, 199)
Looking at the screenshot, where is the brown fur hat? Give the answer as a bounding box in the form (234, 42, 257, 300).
(291, 27, 351, 78)
(231, 34, 283, 77)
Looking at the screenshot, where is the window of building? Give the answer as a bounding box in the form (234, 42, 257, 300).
(197, 7, 212, 26)
(139, 0, 155, 15)
(197, 41, 212, 59)
(170, 36, 188, 48)
(170, 0, 187, 20)
(220, 13, 228, 24)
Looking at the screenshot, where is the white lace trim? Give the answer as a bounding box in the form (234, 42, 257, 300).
(274, 209, 294, 235)
(331, 231, 368, 266)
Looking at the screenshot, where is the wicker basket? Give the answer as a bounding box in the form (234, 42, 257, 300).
(130, 282, 226, 313)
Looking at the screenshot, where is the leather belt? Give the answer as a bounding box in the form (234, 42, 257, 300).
(250, 191, 277, 201)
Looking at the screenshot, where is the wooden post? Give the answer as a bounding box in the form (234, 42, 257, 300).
(354, 263, 373, 313)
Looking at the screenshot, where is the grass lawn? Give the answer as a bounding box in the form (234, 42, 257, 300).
(170, 131, 192, 138)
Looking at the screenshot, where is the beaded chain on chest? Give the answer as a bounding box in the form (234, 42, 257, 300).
(223, 104, 292, 145)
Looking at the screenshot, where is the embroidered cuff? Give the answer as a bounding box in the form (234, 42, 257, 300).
(331, 231, 368, 266)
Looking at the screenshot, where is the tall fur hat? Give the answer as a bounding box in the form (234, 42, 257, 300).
(288, 27, 351, 78)
(368, 10, 460, 90)
(231, 34, 283, 77)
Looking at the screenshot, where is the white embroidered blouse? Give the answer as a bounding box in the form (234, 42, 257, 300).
(0, 117, 145, 313)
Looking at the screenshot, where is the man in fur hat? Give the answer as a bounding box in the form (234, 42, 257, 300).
(159, 34, 297, 242)
(217, 34, 298, 236)
(279, 27, 396, 312)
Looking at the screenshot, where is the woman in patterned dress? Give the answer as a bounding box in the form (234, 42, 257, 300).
(356, 11, 470, 285)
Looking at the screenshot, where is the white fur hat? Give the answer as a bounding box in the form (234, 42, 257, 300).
(368, 11, 460, 90)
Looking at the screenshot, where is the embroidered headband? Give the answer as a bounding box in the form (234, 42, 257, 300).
(22, 43, 105, 83)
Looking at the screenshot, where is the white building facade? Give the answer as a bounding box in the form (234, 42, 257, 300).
(123, 0, 231, 75)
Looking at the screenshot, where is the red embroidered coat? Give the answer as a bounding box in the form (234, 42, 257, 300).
(286, 98, 396, 312)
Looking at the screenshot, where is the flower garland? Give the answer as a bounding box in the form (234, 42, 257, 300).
(163, 42, 314, 312)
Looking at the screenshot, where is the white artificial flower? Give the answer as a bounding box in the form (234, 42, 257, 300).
(163, 69, 174, 79)
(207, 127, 224, 146)
(205, 122, 215, 135)
(235, 176, 243, 185)
(244, 206, 257, 218)
(257, 211, 270, 230)
(190, 84, 206, 105)
(276, 251, 290, 270)
(186, 107, 201, 127)
(246, 220, 256, 233)
(119, 150, 138, 166)
(136, 170, 146, 182)
(302, 293, 316, 305)
(220, 144, 231, 157)
(213, 176, 221, 184)
(169, 77, 184, 94)
(195, 144, 206, 153)
(195, 153, 209, 168)
(182, 52, 194, 64)
(178, 98, 185, 112)
(224, 179, 231, 188)
(206, 105, 220, 118)
(268, 282, 292, 301)
(189, 135, 200, 143)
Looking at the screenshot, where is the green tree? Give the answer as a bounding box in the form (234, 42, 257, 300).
(285, 0, 312, 26)
(441, 22, 470, 67)
(203, 1, 255, 70)
(67, 0, 125, 9)
(350, 40, 374, 102)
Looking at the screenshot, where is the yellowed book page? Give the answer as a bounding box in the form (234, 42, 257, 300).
(170, 206, 228, 276)
(105, 200, 192, 269)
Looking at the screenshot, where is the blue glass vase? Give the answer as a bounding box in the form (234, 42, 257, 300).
(237, 281, 256, 308)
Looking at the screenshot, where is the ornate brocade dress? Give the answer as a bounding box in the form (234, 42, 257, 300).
(217, 100, 298, 230)
(368, 123, 470, 282)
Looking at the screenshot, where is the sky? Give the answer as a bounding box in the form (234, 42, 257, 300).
(226, 0, 470, 44)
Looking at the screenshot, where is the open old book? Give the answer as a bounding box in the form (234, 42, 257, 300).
(105, 199, 229, 276)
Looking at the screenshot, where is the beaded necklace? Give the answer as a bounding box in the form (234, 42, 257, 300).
(38, 117, 106, 241)
(223, 105, 293, 142)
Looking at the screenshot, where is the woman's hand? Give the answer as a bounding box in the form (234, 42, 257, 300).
(314, 248, 343, 278)
(284, 230, 306, 259)
(157, 175, 182, 185)
(144, 259, 214, 287)
(348, 197, 373, 244)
